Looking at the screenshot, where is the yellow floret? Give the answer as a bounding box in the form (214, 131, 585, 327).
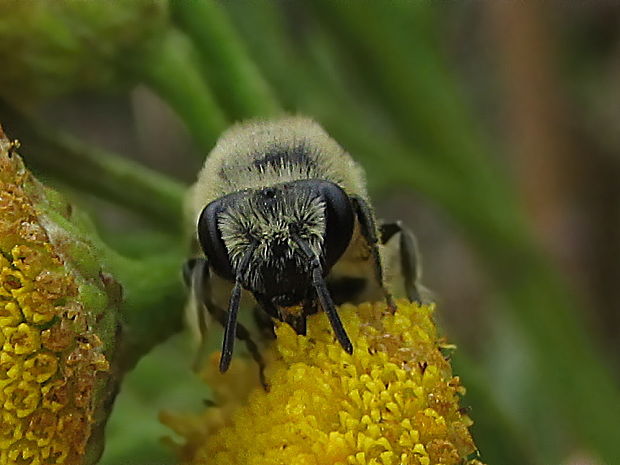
(0, 132, 110, 464)
(163, 301, 484, 465)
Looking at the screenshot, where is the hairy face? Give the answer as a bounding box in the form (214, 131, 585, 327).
(217, 185, 326, 303)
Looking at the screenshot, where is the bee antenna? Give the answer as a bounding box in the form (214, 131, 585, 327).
(219, 244, 256, 373)
(292, 235, 353, 354)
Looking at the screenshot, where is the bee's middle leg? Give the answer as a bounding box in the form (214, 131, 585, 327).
(379, 221, 422, 303)
(253, 304, 276, 340)
(326, 276, 368, 305)
(351, 196, 396, 310)
(183, 258, 267, 388)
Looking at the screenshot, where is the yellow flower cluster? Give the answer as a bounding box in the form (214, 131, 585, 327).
(0, 134, 110, 464)
(163, 301, 485, 465)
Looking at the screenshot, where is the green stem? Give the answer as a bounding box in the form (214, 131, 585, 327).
(498, 254, 620, 462)
(0, 101, 186, 231)
(309, 1, 492, 174)
(170, 0, 281, 120)
(141, 28, 228, 152)
(104, 250, 185, 370)
(452, 353, 545, 465)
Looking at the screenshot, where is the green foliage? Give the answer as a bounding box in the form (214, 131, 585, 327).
(0, 0, 168, 105)
(100, 334, 207, 465)
(1, 1, 618, 464)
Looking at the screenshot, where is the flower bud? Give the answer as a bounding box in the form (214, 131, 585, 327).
(0, 127, 122, 464)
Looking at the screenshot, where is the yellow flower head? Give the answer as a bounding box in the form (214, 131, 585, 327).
(163, 301, 485, 465)
(0, 129, 119, 465)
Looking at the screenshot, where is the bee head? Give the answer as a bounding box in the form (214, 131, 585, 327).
(197, 180, 354, 305)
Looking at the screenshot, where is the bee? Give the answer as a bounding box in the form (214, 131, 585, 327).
(184, 117, 422, 382)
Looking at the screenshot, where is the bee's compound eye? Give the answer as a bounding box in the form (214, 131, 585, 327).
(197, 201, 235, 281)
(319, 182, 355, 271)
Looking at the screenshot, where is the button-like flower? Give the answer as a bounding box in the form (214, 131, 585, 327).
(0, 129, 120, 464)
(163, 301, 485, 465)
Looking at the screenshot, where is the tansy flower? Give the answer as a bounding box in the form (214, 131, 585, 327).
(0, 128, 121, 465)
(162, 300, 485, 465)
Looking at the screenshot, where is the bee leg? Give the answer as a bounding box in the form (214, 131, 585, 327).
(327, 277, 367, 305)
(184, 258, 268, 389)
(254, 293, 316, 337)
(302, 298, 319, 317)
(254, 293, 309, 336)
(253, 293, 305, 335)
(253, 305, 276, 340)
(215, 305, 268, 389)
(182, 258, 197, 287)
(284, 299, 320, 336)
(286, 313, 307, 336)
(378, 223, 400, 244)
(292, 236, 353, 353)
(183, 257, 209, 347)
(351, 196, 396, 311)
(379, 221, 422, 303)
(253, 292, 280, 320)
(215, 311, 268, 388)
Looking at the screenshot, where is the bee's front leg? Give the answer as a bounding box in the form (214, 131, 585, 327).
(253, 293, 308, 337)
(183, 257, 268, 389)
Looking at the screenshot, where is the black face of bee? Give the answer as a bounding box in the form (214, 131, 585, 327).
(197, 180, 355, 306)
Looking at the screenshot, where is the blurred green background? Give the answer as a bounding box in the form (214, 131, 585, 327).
(0, 1, 619, 465)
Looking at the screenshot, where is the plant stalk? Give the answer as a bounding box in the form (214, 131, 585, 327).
(0, 101, 186, 231)
(170, 0, 282, 120)
(141, 28, 228, 153)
